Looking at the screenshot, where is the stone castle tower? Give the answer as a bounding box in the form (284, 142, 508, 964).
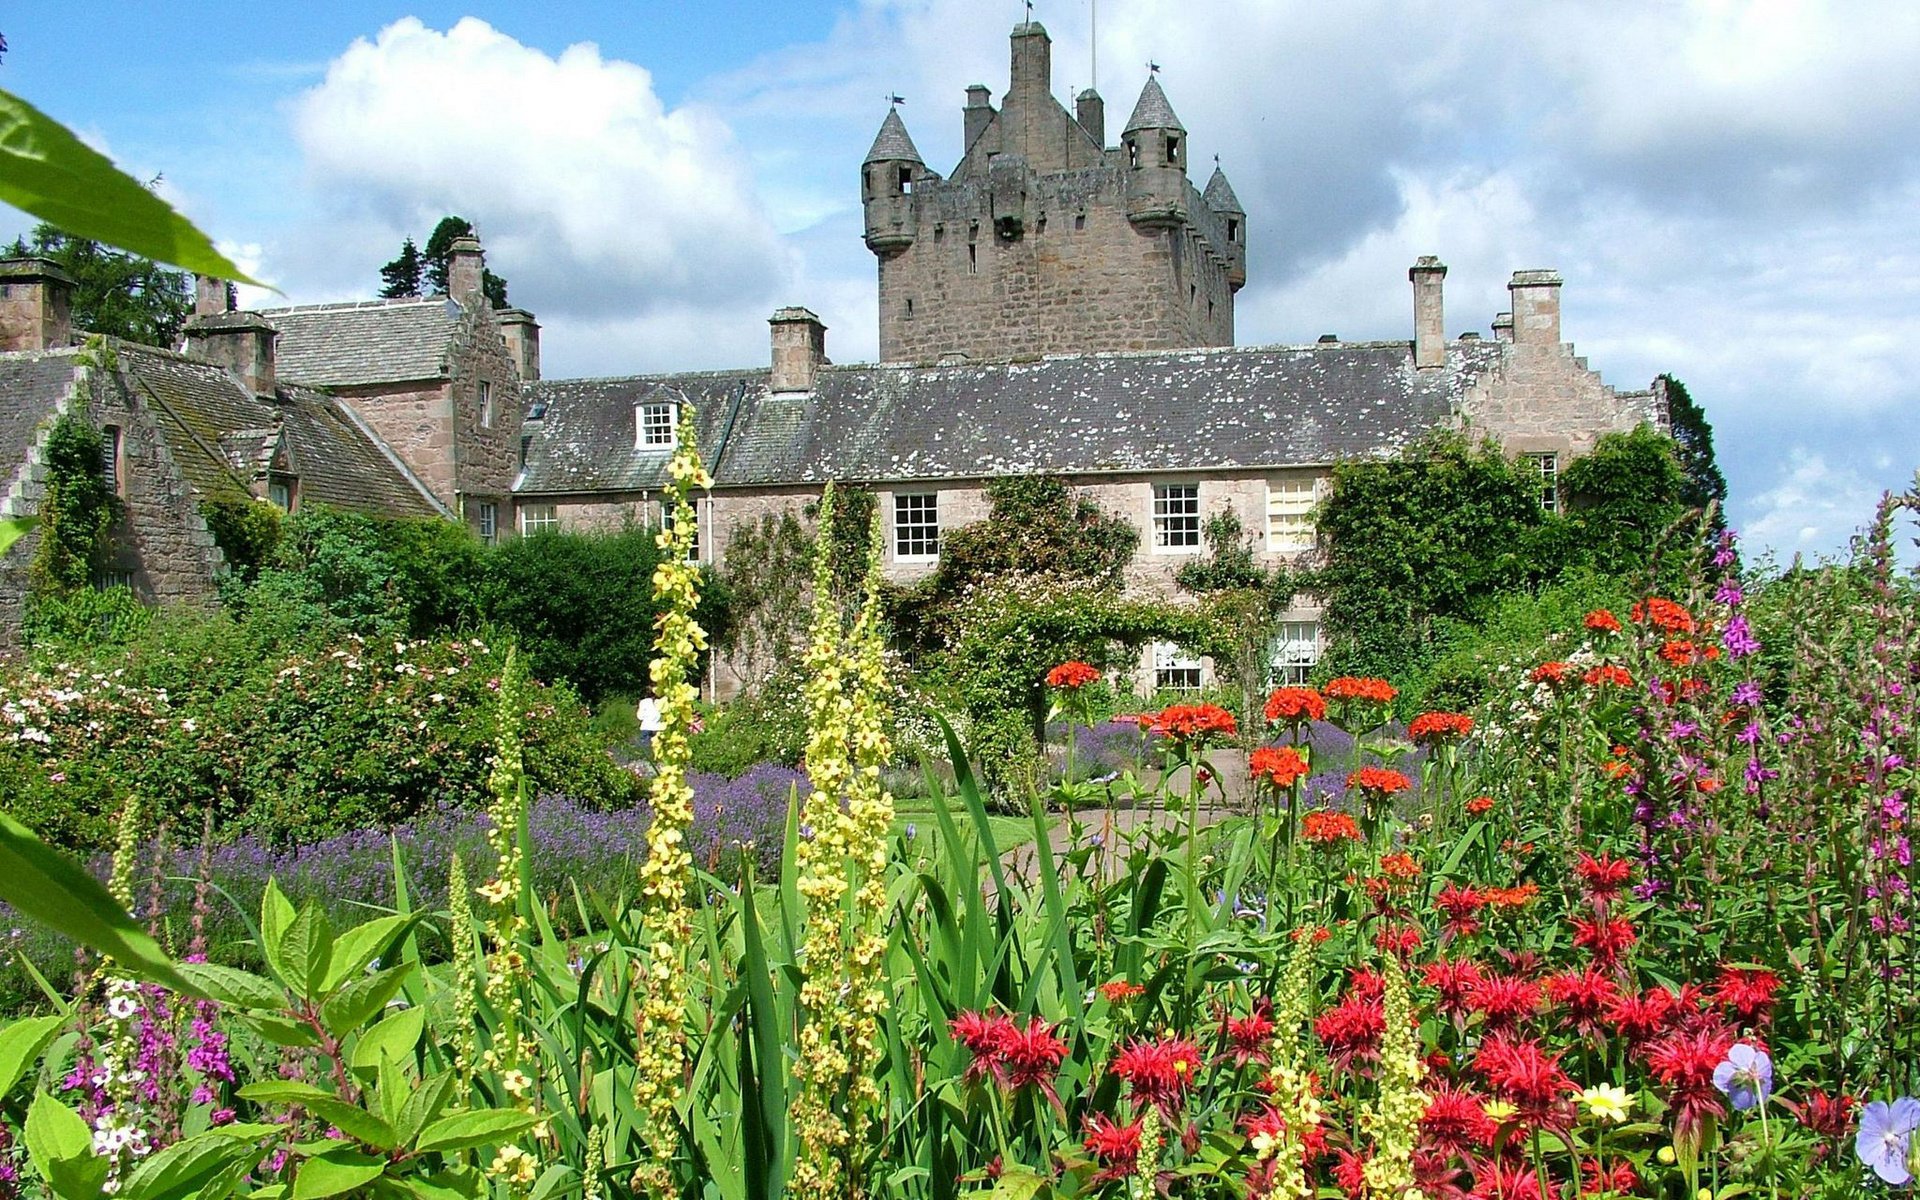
(864, 22, 1246, 363)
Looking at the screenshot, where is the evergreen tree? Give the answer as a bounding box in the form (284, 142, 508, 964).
(378, 237, 423, 298)
(420, 215, 509, 307)
(1660, 374, 1728, 527)
(8, 224, 191, 347)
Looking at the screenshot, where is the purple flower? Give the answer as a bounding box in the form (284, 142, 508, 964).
(1857, 1097, 1920, 1184)
(1721, 615, 1760, 659)
(1712, 1043, 1772, 1111)
(1731, 680, 1763, 707)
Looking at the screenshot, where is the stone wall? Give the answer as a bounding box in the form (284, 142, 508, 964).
(337, 383, 456, 509)
(1459, 340, 1666, 459)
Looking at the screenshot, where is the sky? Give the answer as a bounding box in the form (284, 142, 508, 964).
(3, 1, 1915, 562)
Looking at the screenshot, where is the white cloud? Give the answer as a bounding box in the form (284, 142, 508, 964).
(1740, 451, 1899, 559)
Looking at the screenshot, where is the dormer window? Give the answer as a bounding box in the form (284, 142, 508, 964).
(268, 472, 297, 512)
(638, 401, 677, 449)
(1165, 135, 1180, 164)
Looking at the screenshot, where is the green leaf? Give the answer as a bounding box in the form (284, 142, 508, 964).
(0, 516, 36, 557)
(348, 1005, 425, 1073)
(171, 962, 285, 1011)
(412, 1108, 540, 1155)
(117, 1129, 268, 1200)
(274, 903, 334, 1001)
(0, 88, 264, 285)
(322, 964, 411, 1040)
(395, 1071, 456, 1148)
(240, 1012, 323, 1049)
(0, 811, 198, 996)
(260, 879, 295, 964)
(0, 1013, 66, 1099)
(237, 1081, 399, 1151)
(386, 1167, 485, 1199)
(291, 1149, 388, 1200)
(989, 1168, 1051, 1200)
(321, 915, 418, 996)
(25, 1090, 108, 1200)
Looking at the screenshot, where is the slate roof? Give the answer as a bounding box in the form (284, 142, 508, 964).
(519, 339, 1505, 494)
(864, 108, 924, 165)
(261, 296, 463, 387)
(1203, 166, 1244, 214)
(0, 351, 83, 487)
(1123, 76, 1185, 134)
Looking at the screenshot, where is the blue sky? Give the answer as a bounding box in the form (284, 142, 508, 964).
(5, 1, 1916, 561)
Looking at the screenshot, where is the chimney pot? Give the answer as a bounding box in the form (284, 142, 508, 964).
(1076, 88, 1106, 147)
(498, 308, 541, 382)
(1409, 255, 1447, 370)
(769, 306, 828, 393)
(1507, 269, 1563, 347)
(192, 274, 231, 318)
(1492, 311, 1514, 342)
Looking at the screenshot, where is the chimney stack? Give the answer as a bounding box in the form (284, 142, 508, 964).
(0, 257, 76, 351)
(447, 235, 485, 306)
(1492, 311, 1514, 343)
(1076, 88, 1106, 147)
(769, 306, 828, 393)
(1507, 269, 1563, 347)
(1010, 21, 1051, 101)
(499, 308, 541, 382)
(1409, 255, 1447, 369)
(192, 274, 232, 318)
(184, 312, 278, 396)
(964, 84, 995, 149)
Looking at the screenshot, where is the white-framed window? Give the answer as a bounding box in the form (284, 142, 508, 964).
(1153, 641, 1203, 693)
(1151, 482, 1201, 552)
(1531, 452, 1559, 513)
(1270, 621, 1322, 687)
(893, 492, 939, 561)
(101, 425, 122, 494)
(477, 501, 498, 544)
(479, 380, 495, 429)
(519, 502, 559, 535)
(637, 401, 677, 449)
(1266, 474, 1318, 552)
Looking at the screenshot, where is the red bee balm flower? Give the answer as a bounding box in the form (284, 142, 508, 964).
(1250, 745, 1310, 789)
(1324, 676, 1398, 704)
(1434, 883, 1487, 937)
(1422, 1081, 1497, 1157)
(1221, 1007, 1277, 1068)
(1712, 966, 1782, 1027)
(1301, 809, 1361, 845)
(1422, 958, 1486, 1016)
(1046, 660, 1101, 689)
(1574, 853, 1633, 902)
(1584, 608, 1623, 634)
(1571, 915, 1638, 967)
(1646, 1025, 1736, 1144)
(1315, 992, 1386, 1070)
(1465, 794, 1495, 816)
(1543, 967, 1621, 1037)
(1110, 1036, 1205, 1114)
(1466, 973, 1542, 1033)
(1149, 703, 1238, 743)
(1082, 1114, 1143, 1184)
(1347, 766, 1412, 795)
(1264, 686, 1327, 723)
(1473, 1032, 1574, 1131)
(1409, 711, 1474, 745)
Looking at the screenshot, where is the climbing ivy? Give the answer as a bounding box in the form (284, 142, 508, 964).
(28, 404, 116, 597)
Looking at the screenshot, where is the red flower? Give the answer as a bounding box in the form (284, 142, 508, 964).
(1605, 986, 1684, 1049)
(1082, 1113, 1142, 1184)
(1482, 883, 1540, 911)
(1583, 609, 1622, 634)
(1530, 661, 1570, 686)
(1409, 711, 1475, 746)
(1265, 686, 1327, 724)
(1543, 967, 1620, 1038)
(1423, 958, 1486, 1017)
(1791, 1088, 1859, 1145)
(1422, 1082, 1496, 1158)
(1110, 1035, 1204, 1115)
(1000, 1017, 1071, 1100)
(1302, 809, 1361, 845)
(1581, 1158, 1638, 1196)
(1631, 596, 1696, 634)
(1332, 1148, 1369, 1199)
(1570, 915, 1637, 968)
(1646, 1025, 1736, 1144)
(1660, 638, 1702, 667)
(1347, 766, 1413, 795)
(1380, 852, 1421, 880)
(1582, 664, 1633, 689)
(1149, 703, 1238, 743)
(1434, 883, 1487, 938)
(1250, 745, 1310, 789)
(1573, 853, 1632, 903)
(1466, 973, 1541, 1033)
(1465, 795, 1495, 816)
(1473, 1032, 1574, 1132)
(1315, 992, 1386, 1070)
(1375, 924, 1424, 958)
(1712, 966, 1781, 1027)
(1046, 660, 1101, 689)
(1324, 676, 1398, 704)
(1099, 980, 1145, 1004)
(1222, 1007, 1276, 1068)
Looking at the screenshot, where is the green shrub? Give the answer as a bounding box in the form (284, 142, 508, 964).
(21, 583, 151, 651)
(200, 495, 283, 583)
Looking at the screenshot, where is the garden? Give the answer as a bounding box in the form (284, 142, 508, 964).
(0, 415, 1914, 1200)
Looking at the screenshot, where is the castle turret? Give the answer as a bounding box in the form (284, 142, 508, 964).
(1203, 165, 1246, 289)
(1122, 76, 1188, 228)
(862, 108, 925, 255)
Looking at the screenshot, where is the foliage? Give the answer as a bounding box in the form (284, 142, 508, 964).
(198, 495, 283, 584)
(0, 86, 260, 283)
(1407, 570, 1637, 714)
(5, 224, 192, 347)
(420, 215, 508, 307)
(1661, 374, 1728, 531)
(27, 406, 116, 598)
(19, 584, 150, 653)
(720, 508, 815, 690)
(1176, 506, 1300, 727)
(1560, 424, 1694, 579)
(377, 236, 423, 299)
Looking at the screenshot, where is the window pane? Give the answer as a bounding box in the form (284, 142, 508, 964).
(1153, 640, 1202, 692)
(639, 402, 677, 447)
(893, 492, 939, 559)
(1152, 483, 1200, 549)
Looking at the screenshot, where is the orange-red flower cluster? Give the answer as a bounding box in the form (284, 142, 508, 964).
(1045, 660, 1101, 689)
(1346, 765, 1413, 795)
(1409, 711, 1474, 745)
(1302, 809, 1361, 845)
(1584, 608, 1622, 633)
(1583, 664, 1633, 689)
(1379, 851, 1421, 879)
(1483, 882, 1541, 910)
(1324, 675, 1398, 704)
(1249, 745, 1310, 789)
(1530, 661, 1571, 686)
(1099, 980, 1146, 1004)
(1082, 1113, 1142, 1184)
(1264, 685, 1327, 723)
(1632, 596, 1697, 633)
(1148, 703, 1239, 742)
(1465, 794, 1495, 816)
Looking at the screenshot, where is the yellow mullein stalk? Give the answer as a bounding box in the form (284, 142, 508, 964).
(1262, 931, 1324, 1200)
(107, 790, 145, 911)
(447, 852, 480, 1082)
(478, 651, 541, 1192)
(1133, 1104, 1163, 1200)
(581, 1126, 607, 1200)
(629, 408, 709, 1196)
(1360, 955, 1427, 1200)
(840, 510, 896, 1114)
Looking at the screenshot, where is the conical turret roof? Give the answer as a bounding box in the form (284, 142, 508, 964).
(864, 107, 924, 164)
(1122, 75, 1185, 135)
(1203, 165, 1243, 214)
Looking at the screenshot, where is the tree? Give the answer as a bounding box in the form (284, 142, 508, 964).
(420, 215, 508, 307)
(1660, 374, 1728, 528)
(6, 223, 191, 347)
(378, 237, 423, 298)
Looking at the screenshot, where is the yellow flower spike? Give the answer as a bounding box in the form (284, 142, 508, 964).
(1361, 956, 1427, 1200)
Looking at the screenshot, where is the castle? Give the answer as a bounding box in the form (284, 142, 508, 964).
(0, 20, 1668, 694)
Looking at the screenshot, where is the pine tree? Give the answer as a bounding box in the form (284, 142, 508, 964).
(421, 215, 509, 307)
(10, 224, 191, 347)
(1659, 375, 1728, 529)
(378, 237, 423, 298)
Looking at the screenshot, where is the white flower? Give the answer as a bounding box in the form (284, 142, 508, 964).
(106, 993, 139, 1020)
